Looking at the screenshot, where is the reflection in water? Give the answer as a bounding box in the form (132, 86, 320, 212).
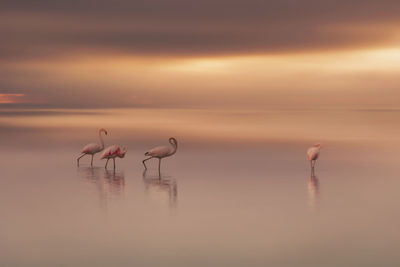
(103, 169, 125, 196)
(142, 170, 178, 208)
(78, 167, 125, 210)
(308, 168, 320, 210)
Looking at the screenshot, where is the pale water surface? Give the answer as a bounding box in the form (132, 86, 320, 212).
(1, 108, 400, 266)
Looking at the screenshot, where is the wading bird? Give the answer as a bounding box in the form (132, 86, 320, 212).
(77, 128, 108, 166)
(143, 137, 178, 172)
(101, 145, 127, 169)
(307, 143, 322, 170)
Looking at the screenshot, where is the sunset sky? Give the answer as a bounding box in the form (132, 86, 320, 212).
(1, 0, 400, 109)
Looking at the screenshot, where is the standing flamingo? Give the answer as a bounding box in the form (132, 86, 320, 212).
(307, 143, 322, 170)
(100, 145, 127, 169)
(77, 128, 108, 166)
(142, 137, 178, 172)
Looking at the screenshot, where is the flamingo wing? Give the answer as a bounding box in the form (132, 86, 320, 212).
(307, 147, 320, 161)
(101, 145, 121, 159)
(81, 143, 102, 154)
(145, 146, 171, 157)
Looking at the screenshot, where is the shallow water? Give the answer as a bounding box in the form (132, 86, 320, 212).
(1, 108, 400, 266)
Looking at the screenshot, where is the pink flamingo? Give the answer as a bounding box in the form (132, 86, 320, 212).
(100, 145, 127, 169)
(307, 143, 322, 170)
(142, 137, 178, 172)
(77, 128, 108, 166)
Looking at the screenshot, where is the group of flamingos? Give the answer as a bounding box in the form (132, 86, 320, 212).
(76, 128, 321, 171)
(77, 128, 178, 170)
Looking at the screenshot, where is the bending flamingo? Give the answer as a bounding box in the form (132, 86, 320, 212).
(77, 128, 108, 166)
(142, 137, 178, 172)
(307, 143, 322, 170)
(101, 145, 127, 169)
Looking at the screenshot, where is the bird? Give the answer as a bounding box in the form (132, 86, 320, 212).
(77, 128, 108, 166)
(100, 145, 127, 169)
(142, 137, 178, 172)
(307, 143, 322, 170)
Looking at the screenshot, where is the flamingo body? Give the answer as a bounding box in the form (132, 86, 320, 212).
(307, 143, 321, 169)
(307, 147, 320, 161)
(101, 145, 127, 169)
(81, 143, 103, 154)
(145, 146, 172, 158)
(101, 145, 124, 159)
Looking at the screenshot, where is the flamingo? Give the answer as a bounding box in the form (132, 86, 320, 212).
(77, 128, 108, 166)
(307, 143, 322, 170)
(100, 145, 127, 169)
(142, 137, 178, 172)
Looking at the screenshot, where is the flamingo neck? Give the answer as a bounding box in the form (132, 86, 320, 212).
(168, 141, 177, 156)
(99, 130, 105, 149)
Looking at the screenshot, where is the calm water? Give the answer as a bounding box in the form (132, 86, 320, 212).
(1, 108, 400, 266)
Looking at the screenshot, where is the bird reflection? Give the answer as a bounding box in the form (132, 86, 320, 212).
(103, 169, 125, 196)
(308, 169, 320, 210)
(142, 170, 178, 208)
(78, 167, 125, 210)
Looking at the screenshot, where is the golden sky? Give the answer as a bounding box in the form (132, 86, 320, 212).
(1, 0, 400, 109)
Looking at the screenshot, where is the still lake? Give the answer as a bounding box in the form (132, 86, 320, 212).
(1, 108, 400, 266)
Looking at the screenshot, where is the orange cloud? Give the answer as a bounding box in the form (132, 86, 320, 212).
(0, 94, 25, 104)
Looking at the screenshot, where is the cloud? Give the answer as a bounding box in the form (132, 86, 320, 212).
(0, 94, 25, 104)
(1, 0, 400, 60)
(1, 1, 400, 109)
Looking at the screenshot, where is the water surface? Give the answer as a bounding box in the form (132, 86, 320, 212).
(1, 108, 399, 266)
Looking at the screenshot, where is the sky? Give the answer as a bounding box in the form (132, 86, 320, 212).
(1, 0, 400, 109)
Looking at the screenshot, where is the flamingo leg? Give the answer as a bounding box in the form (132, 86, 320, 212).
(142, 157, 152, 169)
(77, 154, 86, 166)
(105, 158, 109, 169)
(91, 155, 94, 166)
(158, 158, 161, 173)
(113, 158, 116, 169)
(310, 160, 316, 175)
(311, 160, 317, 170)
